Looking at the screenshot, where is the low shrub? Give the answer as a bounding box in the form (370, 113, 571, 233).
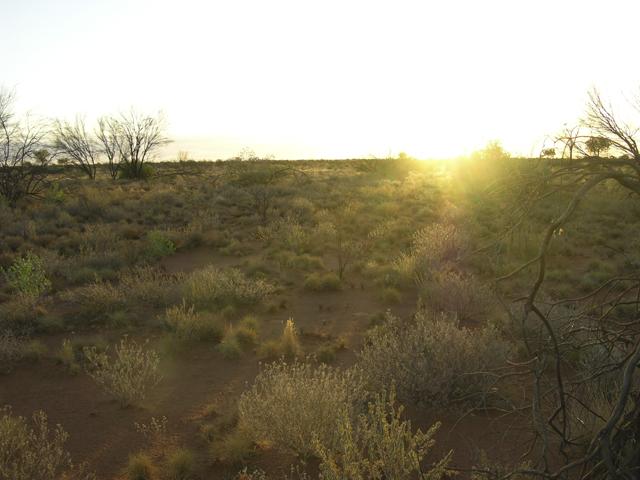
(144, 230, 176, 260)
(164, 302, 224, 342)
(126, 452, 155, 480)
(184, 267, 276, 308)
(164, 447, 196, 480)
(1, 252, 51, 297)
(303, 272, 341, 292)
(210, 427, 254, 464)
(216, 333, 242, 360)
(0, 407, 95, 480)
(315, 390, 451, 480)
(259, 319, 302, 360)
(238, 361, 365, 457)
(83, 337, 162, 407)
(421, 270, 496, 322)
(359, 310, 509, 408)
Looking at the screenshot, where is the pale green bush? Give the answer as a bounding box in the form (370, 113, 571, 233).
(164, 302, 223, 342)
(63, 267, 181, 316)
(421, 270, 496, 322)
(144, 230, 176, 260)
(184, 267, 275, 308)
(2, 252, 51, 297)
(83, 337, 162, 406)
(395, 223, 467, 284)
(315, 390, 451, 480)
(0, 407, 95, 480)
(238, 361, 365, 457)
(359, 310, 508, 408)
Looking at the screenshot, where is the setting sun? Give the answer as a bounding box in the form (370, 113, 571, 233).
(3, 2, 640, 478)
(5, 0, 640, 159)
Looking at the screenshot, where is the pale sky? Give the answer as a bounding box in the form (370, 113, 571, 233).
(3, 0, 639, 159)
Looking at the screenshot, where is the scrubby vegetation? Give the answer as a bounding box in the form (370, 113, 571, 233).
(2, 94, 640, 478)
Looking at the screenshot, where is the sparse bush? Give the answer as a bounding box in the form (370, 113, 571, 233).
(164, 447, 195, 480)
(210, 427, 254, 464)
(57, 339, 81, 375)
(2, 252, 51, 297)
(238, 361, 365, 457)
(216, 333, 243, 359)
(395, 223, 467, 284)
(83, 337, 162, 406)
(315, 390, 451, 480)
(280, 318, 302, 359)
(126, 452, 155, 480)
(303, 272, 341, 292)
(359, 310, 508, 407)
(144, 230, 176, 260)
(184, 267, 276, 308)
(164, 302, 224, 342)
(421, 270, 495, 322)
(0, 407, 94, 480)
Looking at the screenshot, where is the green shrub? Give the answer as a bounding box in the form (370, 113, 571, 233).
(216, 333, 242, 360)
(210, 427, 254, 464)
(164, 302, 224, 343)
(238, 361, 365, 457)
(184, 267, 276, 308)
(144, 230, 176, 260)
(164, 447, 195, 480)
(126, 452, 155, 480)
(57, 339, 81, 374)
(2, 252, 51, 297)
(303, 272, 341, 292)
(83, 337, 162, 407)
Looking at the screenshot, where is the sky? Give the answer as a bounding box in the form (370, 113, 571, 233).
(3, 0, 640, 160)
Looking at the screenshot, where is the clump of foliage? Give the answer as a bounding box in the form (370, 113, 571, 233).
(303, 272, 342, 291)
(0, 407, 95, 480)
(259, 318, 302, 360)
(126, 452, 155, 480)
(83, 337, 162, 406)
(216, 332, 243, 360)
(395, 223, 467, 284)
(1, 252, 51, 297)
(238, 361, 365, 457)
(183, 267, 276, 308)
(315, 390, 451, 480)
(144, 230, 176, 260)
(359, 310, 508, 408)
(164, 446, 196, 480)
(164, 302, 223, 342)
(421, 270, 495, 322)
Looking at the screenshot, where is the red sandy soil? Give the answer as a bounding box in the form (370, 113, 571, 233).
(0, 247, 532, 479)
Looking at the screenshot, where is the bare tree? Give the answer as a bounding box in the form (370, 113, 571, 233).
(105, 110, 171, 179)
(53, 116, 99, 179)
(0, 89, 52, 205)
(96, 116, 122, 180)
(475, 88, 640, 479)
